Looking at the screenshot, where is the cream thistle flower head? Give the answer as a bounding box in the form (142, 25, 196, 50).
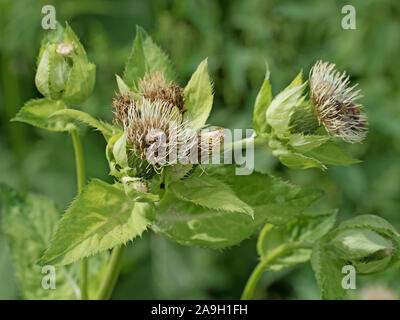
(112, 72, 223, 173)
(309, 61, 368, 143)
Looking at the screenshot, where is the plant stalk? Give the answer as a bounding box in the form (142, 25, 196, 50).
(241, 246, 286, 300)
(71, 129, 88, 300)
(241, 243, 312, 300)
(95, 245, 126, 300)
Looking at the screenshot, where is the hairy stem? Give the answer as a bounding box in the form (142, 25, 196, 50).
(71, 129, 88, 300)
(95, 245, 126, 300)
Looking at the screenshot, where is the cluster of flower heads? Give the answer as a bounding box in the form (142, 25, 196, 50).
(112, 72, 223, 172)
(309, 60, 368, 143)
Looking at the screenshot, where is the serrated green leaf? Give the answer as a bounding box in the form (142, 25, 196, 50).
(169, 175, 254, 218)
(142, 35, 175, 82)
(123, 26, 146, 87)
(252, 63, 272, 133)
(38, 179, 155, 266)
(152, 166, 323, 248)
(257, 210, 337, 271)
(208, 165, 324, 225)
(311, 237, 347, 300)
(305, 141, 361, 166)
(123, 26, 175, 88)
(50, 108, 118, 140)
(269, 139, 326, 170)
(183, 59, 213, 130)
(0, 184, 106, 300)
(12, 98, 75, 132)
(335, 214, 400, 238)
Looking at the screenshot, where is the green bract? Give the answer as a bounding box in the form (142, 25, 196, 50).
(252, 66, 360, 170)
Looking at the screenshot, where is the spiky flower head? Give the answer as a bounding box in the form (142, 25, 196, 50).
(309, 60, 368, 143)
(112, 73, 222, 174)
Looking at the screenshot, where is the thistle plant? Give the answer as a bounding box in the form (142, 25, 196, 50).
(1, 23, 399, 300)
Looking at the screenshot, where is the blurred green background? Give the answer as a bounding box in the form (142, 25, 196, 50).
(1, 0, 399, 299)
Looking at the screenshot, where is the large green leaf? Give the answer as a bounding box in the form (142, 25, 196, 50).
(257, 210, 337, 271)
(183, 59, 214, 130)
(0, 184, 106, 299)
(38, 179, 154, 266)
(152, 166, 323, 248)
(12, 98, 75, 132)
(123, 26, 175, 88)
(169, 175, 254, 218)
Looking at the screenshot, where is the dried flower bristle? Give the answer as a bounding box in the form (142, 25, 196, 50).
(112, 93, 131, 127)
(124, 98, 193, 167)
(309, 60, 368, 143)
(111, 72, 223, 172)
(137, 72, 185, 112)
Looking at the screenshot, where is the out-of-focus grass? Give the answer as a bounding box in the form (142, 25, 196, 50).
(0, 0, 399, 299)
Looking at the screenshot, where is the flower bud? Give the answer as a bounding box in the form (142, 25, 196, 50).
(331, 229, 395, 274)
(35, 23, 95, 105)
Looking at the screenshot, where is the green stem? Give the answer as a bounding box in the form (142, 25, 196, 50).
(95, 245, 126, 300)
(70, 129, 88, 300)
(241, 243, 312, 300)
(222, 134, 267, 153)
(241, 246, 286, 300)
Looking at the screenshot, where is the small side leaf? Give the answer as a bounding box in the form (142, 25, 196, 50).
(123, 26, 175, 88)
(183, 59, 214, 130)
(252, 63, 272, 133)
(266, 71, 307, 134)
(305, 141, 361, 166)
(12, 98, 75, 132)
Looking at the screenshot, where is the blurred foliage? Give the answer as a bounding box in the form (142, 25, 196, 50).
(0, 0, 399, 299)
